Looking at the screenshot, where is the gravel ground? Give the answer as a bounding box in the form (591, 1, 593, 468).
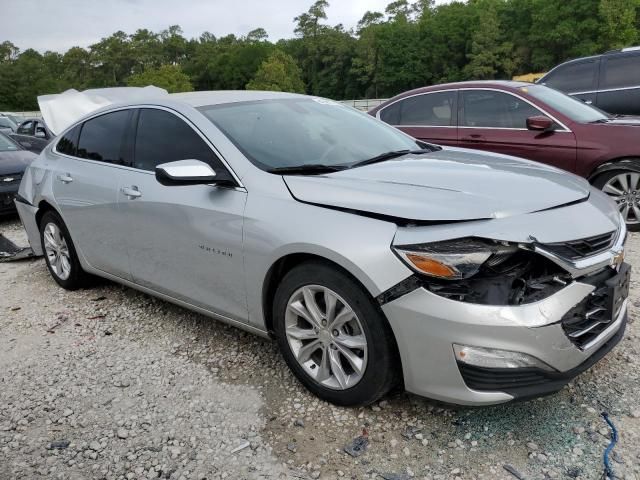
(1, 215, 639, 480)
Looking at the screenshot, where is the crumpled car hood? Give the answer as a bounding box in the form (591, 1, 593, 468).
(38, 86, 168, 135)
(283, 148, 591, 222)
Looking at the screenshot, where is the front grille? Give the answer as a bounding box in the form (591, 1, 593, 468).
(560, 264, 629, 349)
(541, 231, 615, 260)
(561, 284, 612, 348)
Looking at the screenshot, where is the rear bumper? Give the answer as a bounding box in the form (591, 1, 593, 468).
(14, 197, 43, 255)
(382, 267, 628, 405)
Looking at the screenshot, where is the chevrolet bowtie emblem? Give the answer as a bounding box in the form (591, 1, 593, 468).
(2, 177, 14, 183)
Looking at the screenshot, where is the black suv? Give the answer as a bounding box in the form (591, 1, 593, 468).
(538, 47, 640, 116)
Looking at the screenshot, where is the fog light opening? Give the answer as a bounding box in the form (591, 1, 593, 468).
(453, 344, 555, 371)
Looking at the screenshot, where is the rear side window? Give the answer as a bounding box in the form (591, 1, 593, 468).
(77, 110, 131, 164)
(543, 60, 598, 93)
(133, 108, 225, 173)
(380, 92, 455, 126)
(56, 125, 81, 156)
(602, 54, 640, 89)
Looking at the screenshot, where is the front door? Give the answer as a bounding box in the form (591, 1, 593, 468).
(458, 89, 578, 173)
(121, 107, 248, 321)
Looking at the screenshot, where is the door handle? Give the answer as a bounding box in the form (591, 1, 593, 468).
(461, 134, 485, 142)
(121, 186, 142, 199)
(584, 100, 593, 105)
(57, 173, 73, 184)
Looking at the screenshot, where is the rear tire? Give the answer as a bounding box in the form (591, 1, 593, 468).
(593, 167, 640, 232)
(39, 210, 90, 290)
(273, 261, 400, 406)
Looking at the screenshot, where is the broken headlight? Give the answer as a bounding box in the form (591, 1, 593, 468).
(393, 238, 518, 280)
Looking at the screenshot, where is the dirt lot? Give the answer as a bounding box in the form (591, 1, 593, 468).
(1, 215, 639, 480)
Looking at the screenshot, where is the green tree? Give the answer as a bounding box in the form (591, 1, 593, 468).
(126, 64, 193, 92)
(599, 0, 639, 50)
(246, 50, 305, 93)
(464, 1, 518, 79)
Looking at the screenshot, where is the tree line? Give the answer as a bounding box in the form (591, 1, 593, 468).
(1, 0, 639, 111)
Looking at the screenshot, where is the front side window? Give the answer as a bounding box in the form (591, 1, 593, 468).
(462, 90, 541, 129)
(381, 92, 455, 126)
(602, 54, 640, 90)
(56, 125, 81, 156)
(199, 98, 419, 171)
(77, 110, 130, 164)
(133, 109, 229, 180)
(17, 121, 34, 135)
(542, 60, 598, 93)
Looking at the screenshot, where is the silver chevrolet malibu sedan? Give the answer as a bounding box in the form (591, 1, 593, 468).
(16, 90, 630, 406)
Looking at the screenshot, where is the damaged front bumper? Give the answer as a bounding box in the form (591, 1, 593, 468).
(382, 264, 629, 405)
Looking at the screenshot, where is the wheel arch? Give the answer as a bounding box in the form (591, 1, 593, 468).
(35, 200, 61, 227)
(261, 251, 405, 390)
(588, 157, 640, 182)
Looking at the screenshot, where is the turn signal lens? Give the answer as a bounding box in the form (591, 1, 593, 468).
(393, 238, 517, 280)
(404, 253, 458, 279)
(453, 344, 554, 371)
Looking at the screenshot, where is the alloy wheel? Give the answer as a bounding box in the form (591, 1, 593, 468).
(284, 285, 368, 390)
(43, 222, 71, 280)
(602, 172, 640, 225)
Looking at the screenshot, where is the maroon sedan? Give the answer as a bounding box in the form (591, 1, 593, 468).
(370, 81, 640, 229)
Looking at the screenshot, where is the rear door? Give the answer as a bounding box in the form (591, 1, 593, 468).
(377, 90, 458, 146)
(597, 52, 640, 116)
(121, 107, 248, 321)
(51, 109, 134, 278)
(458, 89, 577, 172)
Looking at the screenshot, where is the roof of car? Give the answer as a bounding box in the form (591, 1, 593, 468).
(370, 80, 533, 111)
(170, 90, 308, 107)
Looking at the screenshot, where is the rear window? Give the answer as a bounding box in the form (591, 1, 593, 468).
(77, 110, 131, 165)
(602, 54, 640, 89)
(542, 60, 598, 93)
(381, 92, 455, 126)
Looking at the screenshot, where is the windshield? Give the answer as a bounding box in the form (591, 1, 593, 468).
(522, 85, 609, 123)
(0, 132, 20, 152)
(199, 98, 420, 171)
(0, 117, 17, 130)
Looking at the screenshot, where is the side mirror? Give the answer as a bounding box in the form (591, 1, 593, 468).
(35, 128, 46, 138)
(526, 115, 554, 132)
(155, 159, 218, 186)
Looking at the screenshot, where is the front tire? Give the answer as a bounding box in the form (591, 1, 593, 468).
(39, 210, 90, 289)
(273, 261, 400, 406)
(593, 167, 640, 232)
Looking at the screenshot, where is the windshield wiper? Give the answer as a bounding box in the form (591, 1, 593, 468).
(267, 164, 348, 175)
(349, 148, 435, 169)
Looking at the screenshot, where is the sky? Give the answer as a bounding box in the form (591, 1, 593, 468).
(0, 0, 447, 53)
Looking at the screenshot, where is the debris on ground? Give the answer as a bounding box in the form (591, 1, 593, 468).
(0, 234, 33, 262)
(46, 440, 70, 450)
(231, 440, 250, 453)
(503, 464, 525, 479)
(344, 433, 369, 458)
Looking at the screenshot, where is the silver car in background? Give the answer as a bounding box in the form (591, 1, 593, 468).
(16, 90, 629, 406)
